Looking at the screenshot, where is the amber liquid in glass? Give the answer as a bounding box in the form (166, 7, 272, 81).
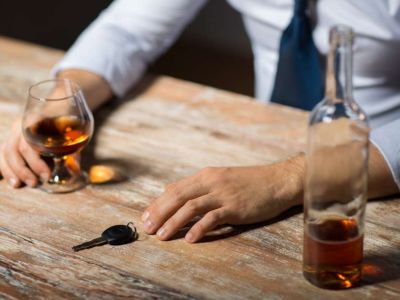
(303, 219, 363, 289)
(24, 116, 90, 157)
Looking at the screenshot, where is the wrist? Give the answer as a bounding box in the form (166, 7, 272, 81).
(287, 154, 305, 205)
(266, 154, 305, 206)
(57, 69, 113, 110)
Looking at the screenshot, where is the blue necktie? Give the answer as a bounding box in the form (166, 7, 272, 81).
(270, 0, 324, 110)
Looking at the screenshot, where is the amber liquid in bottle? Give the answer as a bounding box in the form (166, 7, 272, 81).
(303, 218, 363, 289)
(24, 116, 90, 157)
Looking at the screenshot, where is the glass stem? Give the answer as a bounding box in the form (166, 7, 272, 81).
(49, 156, 73, 184)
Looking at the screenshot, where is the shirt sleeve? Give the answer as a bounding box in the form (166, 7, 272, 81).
(52, 0, 207, 97)
(370, 118, 400, 189)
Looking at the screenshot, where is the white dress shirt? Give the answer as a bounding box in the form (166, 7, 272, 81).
(54, 0, 400, 188)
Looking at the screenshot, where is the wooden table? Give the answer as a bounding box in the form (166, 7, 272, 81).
(0, 36, 399, 300)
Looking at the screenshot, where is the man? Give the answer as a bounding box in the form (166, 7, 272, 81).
(1, 0, 399, 243)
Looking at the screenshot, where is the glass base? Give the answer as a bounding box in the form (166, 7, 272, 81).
(40, 171, 89, 194)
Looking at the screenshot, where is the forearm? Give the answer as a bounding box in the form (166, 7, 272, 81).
(367, 142, 398, 198)
(279, 141, 397, 206)
(57, 69, 113, 111)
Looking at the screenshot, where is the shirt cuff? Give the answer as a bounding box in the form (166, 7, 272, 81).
(370, 119, 400, 189)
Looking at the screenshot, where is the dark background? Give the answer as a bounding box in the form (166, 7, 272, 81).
(0, 0, 254, 96)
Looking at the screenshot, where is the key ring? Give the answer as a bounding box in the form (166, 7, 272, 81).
(127, 222, 135, 231)
(127, 222, 138, 240)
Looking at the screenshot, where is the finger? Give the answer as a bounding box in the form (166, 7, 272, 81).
(185, 208, 231, 243)
(0, 151, 21, 188)
(19, 139, 50, 181)
(155, 194, 220, 241)
(5, 143, 38, 187)
(142, 179, 209, 234)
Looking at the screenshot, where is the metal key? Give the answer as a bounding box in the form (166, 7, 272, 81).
(72, 222, 137, 252)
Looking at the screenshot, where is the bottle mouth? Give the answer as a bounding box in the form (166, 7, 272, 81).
(330, 25, 354, 45)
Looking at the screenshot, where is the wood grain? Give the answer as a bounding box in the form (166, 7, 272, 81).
(0, 36, 399, 299)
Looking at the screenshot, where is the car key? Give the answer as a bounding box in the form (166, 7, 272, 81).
(72, 222, 137, 252)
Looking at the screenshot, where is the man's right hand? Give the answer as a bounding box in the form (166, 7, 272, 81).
(0, 69, 113, 188)
(0, 119, 50, 188)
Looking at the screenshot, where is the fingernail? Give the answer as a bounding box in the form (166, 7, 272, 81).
(40, 173, 49, 182)
(185, 232, 195, 243)
(25, 179, 36, 187)
(141, 211, 149, 222)
(8, 178, 18, 188)
(144, 220, 153, 231)
(157, 227, 167, 238)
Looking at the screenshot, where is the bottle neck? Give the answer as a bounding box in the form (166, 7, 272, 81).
(325, 30, 354, 103)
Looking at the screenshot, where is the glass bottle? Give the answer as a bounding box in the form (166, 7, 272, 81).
(303, 25, 369, 289)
